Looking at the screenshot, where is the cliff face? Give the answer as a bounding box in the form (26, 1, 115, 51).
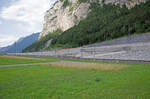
(39, 0, 146, 38)
(101, 0, 145, 7)
(40, 0, 91, 38)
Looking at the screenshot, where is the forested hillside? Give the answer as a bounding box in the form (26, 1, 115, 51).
(23, 1, 150, 52)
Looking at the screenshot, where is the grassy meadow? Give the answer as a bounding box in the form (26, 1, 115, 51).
(0, 56, 60, 65)
(0, 56, 150, 99)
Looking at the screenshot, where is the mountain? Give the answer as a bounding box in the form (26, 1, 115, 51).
(0, 33, 39, 53)
(39, 0, 146, 38)
(24, 0, 149, 52)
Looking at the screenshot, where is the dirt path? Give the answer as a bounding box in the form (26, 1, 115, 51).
(0, 61, 83, 68)
(0, 61, 130, 71)
(0, 62, 53, 68)
(0, 55, 47, 61)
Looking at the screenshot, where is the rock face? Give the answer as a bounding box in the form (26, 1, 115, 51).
(101, 0, 145, 8)
(39, 0, 146, 38)
(40, 0, 91, 38)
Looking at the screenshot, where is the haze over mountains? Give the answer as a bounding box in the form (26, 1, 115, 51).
(0, 33, 39, 53)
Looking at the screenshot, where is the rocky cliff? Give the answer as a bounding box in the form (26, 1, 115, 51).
(39, 0, 146, 38)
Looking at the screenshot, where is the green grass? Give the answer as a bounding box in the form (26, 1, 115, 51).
(0, 55, 99, 65)
(0, 56, 150, 99)
(0, 56, 59, 65)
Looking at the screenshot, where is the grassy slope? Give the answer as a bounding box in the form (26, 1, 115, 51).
(0, 57, 150, 99)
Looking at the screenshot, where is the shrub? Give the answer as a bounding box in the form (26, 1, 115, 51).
(62, 0, 69, 8)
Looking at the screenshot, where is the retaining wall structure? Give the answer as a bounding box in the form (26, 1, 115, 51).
(8, 33, 150, 62)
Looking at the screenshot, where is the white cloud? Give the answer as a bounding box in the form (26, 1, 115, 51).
(0, 0, 57, 33)
(0, 0, 57, 47)
(0, 20, 2, 25)
(0, 35, 17, 47)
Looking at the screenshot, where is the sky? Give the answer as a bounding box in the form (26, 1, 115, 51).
(0, 0, 57, 47)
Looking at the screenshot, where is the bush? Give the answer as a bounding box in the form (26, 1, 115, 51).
(62, 0, 69, 8)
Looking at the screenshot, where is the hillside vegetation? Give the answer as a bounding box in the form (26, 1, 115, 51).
(23, 30, 61, 52)
(23, 1, 150, 52)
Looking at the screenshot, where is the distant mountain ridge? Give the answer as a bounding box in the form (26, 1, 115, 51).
(0, 33, 39, 53)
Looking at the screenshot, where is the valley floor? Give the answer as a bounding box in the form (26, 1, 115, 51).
(0, 56, 150, 99)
